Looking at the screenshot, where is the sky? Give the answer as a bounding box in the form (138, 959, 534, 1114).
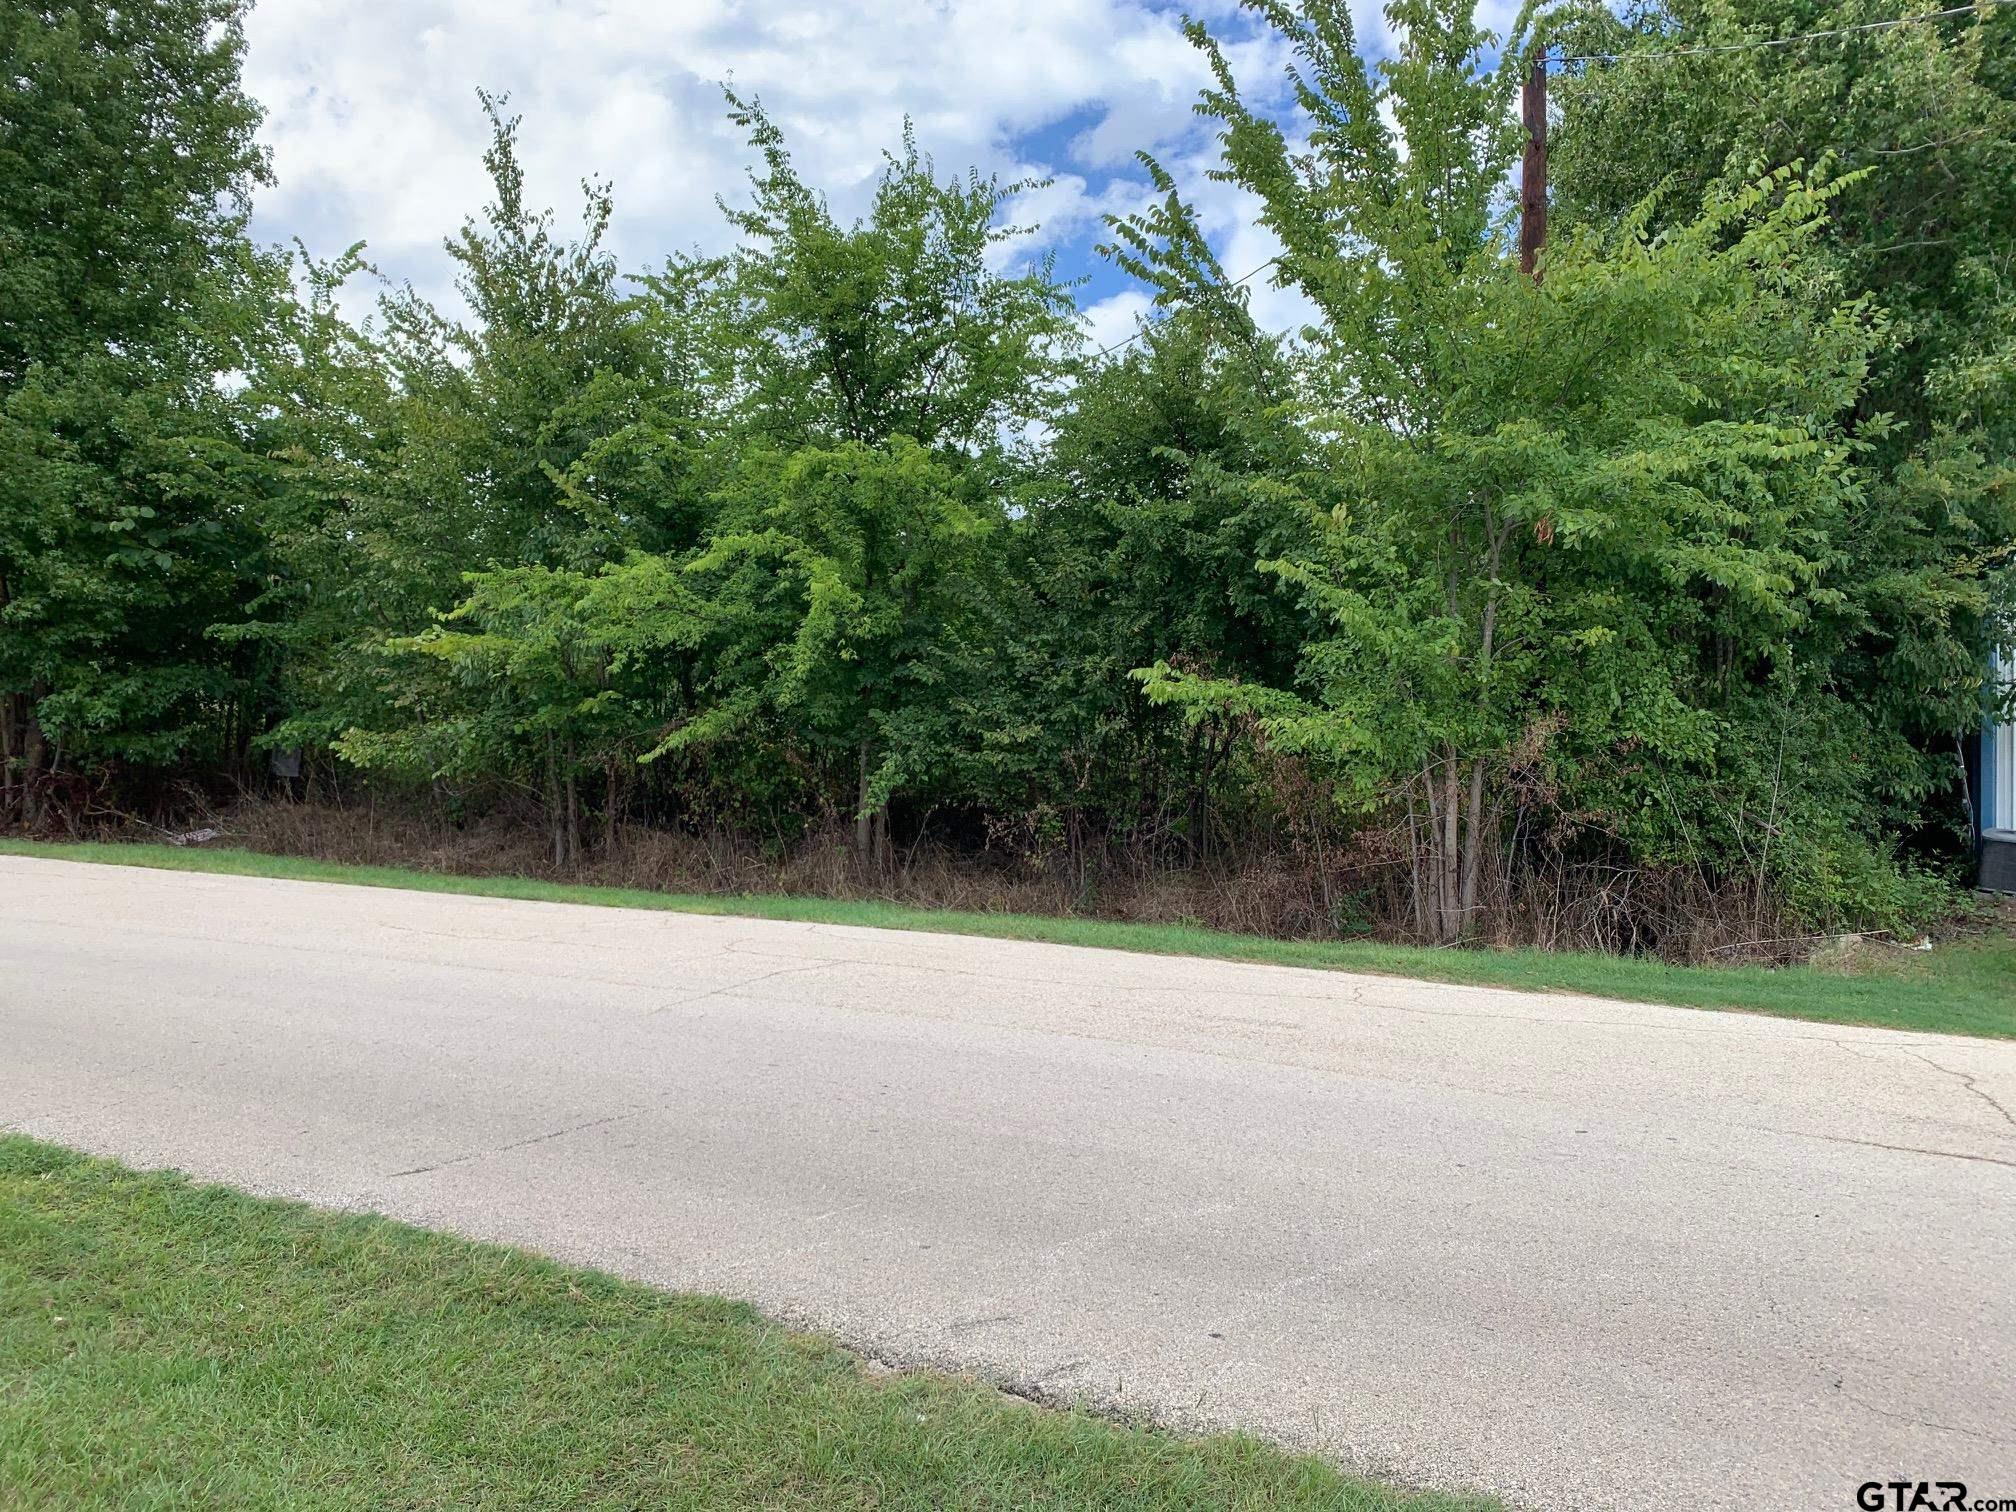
(240, 0, 1521, 347)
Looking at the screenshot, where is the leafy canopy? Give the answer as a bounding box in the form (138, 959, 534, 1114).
(1124, 0, 1890, 937)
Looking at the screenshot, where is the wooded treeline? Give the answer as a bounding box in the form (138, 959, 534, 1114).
(4, 0, 2012, 953)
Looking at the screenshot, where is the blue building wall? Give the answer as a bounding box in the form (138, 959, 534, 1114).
(1982, 650, 2015, 893)
(1988, 712, 2002, 831)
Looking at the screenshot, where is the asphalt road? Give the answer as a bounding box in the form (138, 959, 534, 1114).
(4, 855, 2013, 1509)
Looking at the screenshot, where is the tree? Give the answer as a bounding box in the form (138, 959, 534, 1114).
(0, 0, 271, 821)
(1547, 0, 2016, 848)
(8, 0, 1992, 949)
(340, 557, 703, 866)
(247, 97, 706, 830)
(378, 92, 690, 577)
(682, 96, 1079, 460)
(1124, 0, 1887, 941)
(649, 101, 1079, 859)
(1006, 313, 1315, 860)
(658, 439, 1007, 865)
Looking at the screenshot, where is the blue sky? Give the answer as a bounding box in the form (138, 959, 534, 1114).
(240, 0, 1521, 344)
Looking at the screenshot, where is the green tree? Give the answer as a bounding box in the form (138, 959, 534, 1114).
(218, 244, 406, 771)
(378, 92, 691, 576)
(249, 97, 707, 826)
(646, 102, 1079, 859)
(340, 557, 703, 866)
(658, 440, 1006, 864)
(1007, 314, 1314, 861)
(1547, 0, 2016, 843)
(682, 95, 1079, 458)
(0, 0, 271, 820)
(1126, 0, 1888, 941)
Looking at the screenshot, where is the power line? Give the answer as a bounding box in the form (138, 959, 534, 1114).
(1090, 2, 2011, 358)
(1552, 0, 2014, 65)
(1088, 255, 1281, 360)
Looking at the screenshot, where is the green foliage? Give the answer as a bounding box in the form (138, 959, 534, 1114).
(379, 94, 688, 571)
(1118, 1, 1943, 940)
(1548, 0, 2016, 818)
(637, 104, 1078, 857)
(337, 558, 704, 863)
(686, 95, 1079, 455)
(238, 99, 705, 818)
(0, 0, 265, 384)
(7, 0, 2010, 951)
(666, 439, 1008, 848)
(1007, 315, 1314, 844)
(0, 0, 273, 812)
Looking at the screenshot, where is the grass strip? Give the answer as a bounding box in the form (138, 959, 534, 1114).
(0, 1136, 1488, 1510)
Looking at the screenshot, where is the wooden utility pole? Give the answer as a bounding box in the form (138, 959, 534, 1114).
(1520, 58, 1547, 279)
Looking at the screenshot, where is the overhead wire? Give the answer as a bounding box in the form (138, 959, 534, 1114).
(1088, 255, 1281, 359)
(1552, 0, 2013, 65)
(1088, 2, 2013, 359)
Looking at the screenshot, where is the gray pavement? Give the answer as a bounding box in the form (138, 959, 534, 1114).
(3, 853, 2013, 1509)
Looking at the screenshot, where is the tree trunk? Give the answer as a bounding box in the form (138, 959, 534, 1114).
(0, 572, 14, 825)
(1438, 747, 1463, 943)
(855, 740, 873, 859)
(1458, 757, 1488, 932)
(603, 758, 622, 857)
(1, 691, 18, 823)
(1313, 811, 1334, 931)
(563, 739, 581, 868)
(1405, 779, 1429, 938)
(21, 702, 47, 829)
(546, 735, 565, 870)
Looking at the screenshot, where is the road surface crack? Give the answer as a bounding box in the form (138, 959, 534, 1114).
(949, 1313, 1020, 1332)
(648, 957, 851, 1016)
(384, 1105, 655, 1179)
(1754, 1125, 2016, 1169)
(1839, 1386, 2016, 1450)
(1826, 1038, 1900, 1069)
(1903, 1051, 2016, 1133)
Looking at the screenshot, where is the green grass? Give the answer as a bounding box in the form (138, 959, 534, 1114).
(3, 837, 2010, 1039)
(0, 1136, 1487, 1511)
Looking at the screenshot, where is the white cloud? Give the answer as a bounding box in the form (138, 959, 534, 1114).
(238, 1, 1513, 334)
(1082, 288, 1156, 355)
(245, 2, 1244, 293)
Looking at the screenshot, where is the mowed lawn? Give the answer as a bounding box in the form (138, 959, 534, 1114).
(4, 839, 2012, 1038)
(0, 1138, 1489, 1511)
